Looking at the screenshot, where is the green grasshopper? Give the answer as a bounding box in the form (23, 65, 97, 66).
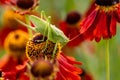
(16, 11, 69, 57)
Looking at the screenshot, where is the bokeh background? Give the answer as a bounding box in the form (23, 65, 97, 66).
(0, 0, 120, 80)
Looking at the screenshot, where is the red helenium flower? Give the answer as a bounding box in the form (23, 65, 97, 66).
(80, 0, 120, 42)
(56, 52, 82, 80)
(25, 33, 82, 79)
(59, 11, 84, 47)
(0, 30, 29, 80)
(0, 55, 29, 80)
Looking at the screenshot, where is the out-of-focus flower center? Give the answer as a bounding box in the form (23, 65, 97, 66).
(4, 30, 29, 57)
(16, 0, 34, 9)
(95, 0, 119, 6)
(31, 60, 53, 78)
(26, 33, 60, 61)
(66, 11, 81, 24)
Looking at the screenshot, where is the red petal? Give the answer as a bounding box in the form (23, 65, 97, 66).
(81, 9, 101, 41)
(56, 53, 82, 80)
(110, 14, 116, 36)
(58, 55, 82, 74)
(60, 53, 82, 65)
(56, 72, 66, 80)
(85, 1, 96, 17)
(93, 11, 107, 41)
(2, 71, 17, 80)
(58, 64, 81, 80)
(80, 9, 98, 34)
(114, 6, 120, 23)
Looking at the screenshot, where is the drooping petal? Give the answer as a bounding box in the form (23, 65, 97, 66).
(110, 14, 116, 36)
(60, 53, 82, 65)
(81, 9, 101, 41)
(56, 72, 66, 80)
(58, 63, 81, 80)
(85, 1, 96, 17)
(80, 9, 98, 34)
(56, 53, 82, 80)
(113, 7, 120, 23)
(93, 10, 107, 41)
(58, 55, 82, 74)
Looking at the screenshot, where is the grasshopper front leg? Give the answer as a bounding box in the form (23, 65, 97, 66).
(52, 43, 58, 58)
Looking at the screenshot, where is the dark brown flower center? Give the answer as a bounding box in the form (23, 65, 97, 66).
(0, 70, 2, 77)
(31, 60, 53, 77)
(15, 34, 19, 39)
(95, 0, 119, 6)
(16, 0, 34, 9)
(66, 11, 81, 24)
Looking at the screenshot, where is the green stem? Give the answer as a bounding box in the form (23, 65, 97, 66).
(106, 40, 110, 80)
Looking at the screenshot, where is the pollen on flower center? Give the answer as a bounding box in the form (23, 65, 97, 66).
(26, 33, 60, 61)
(95, 0, 119, 6)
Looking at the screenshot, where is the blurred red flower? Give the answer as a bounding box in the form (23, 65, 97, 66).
(0, 0, 39, 14)
(0, 30, 29, 80)
(0, 8, 28, 47)
(80, 0, 120, 42)
(0, 55, 29, 80)
(59, 11, 84, 47)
